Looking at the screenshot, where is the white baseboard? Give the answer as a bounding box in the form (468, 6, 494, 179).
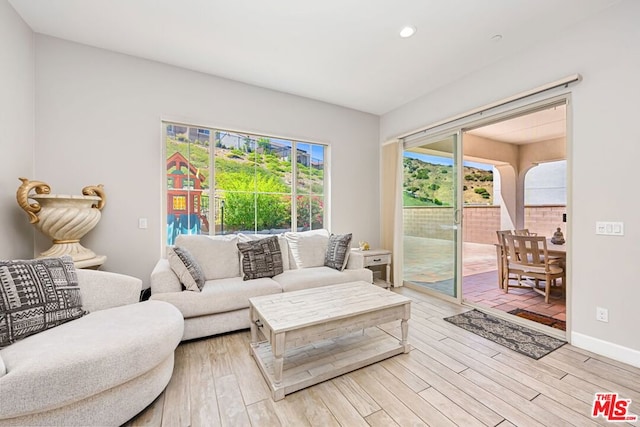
(571, 332, 640, 368)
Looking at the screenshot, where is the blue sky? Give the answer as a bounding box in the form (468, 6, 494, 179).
(406, 151, 566, 203)
(404, 151, 492, 171)
(258, 137, 325, 162)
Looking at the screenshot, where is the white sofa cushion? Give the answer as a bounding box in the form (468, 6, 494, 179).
(175, 234, 240, 280)
(285, 229, 330, 269)
(76, 269, 142, 312)
(272, 266, 373, 292)
(0, 300, 183, 420)
(150, 276, 282, 318)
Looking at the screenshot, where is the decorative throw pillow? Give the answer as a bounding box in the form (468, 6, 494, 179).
(237, 235, 284, 281)
(238, 233, 290, 271)
(285, 229, 330, 269)
(175, 234, 240, 280)
(325, 233, 353, 271)
(167, 246, 205, 292)
(0, 256, 86, 348)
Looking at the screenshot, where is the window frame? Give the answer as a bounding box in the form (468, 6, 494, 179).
(161, 121, 330, 249)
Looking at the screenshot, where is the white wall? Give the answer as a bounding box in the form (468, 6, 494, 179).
(381, 0, 640, 363)
(0, 0, 34, 259)
(34, 35, 380, 287)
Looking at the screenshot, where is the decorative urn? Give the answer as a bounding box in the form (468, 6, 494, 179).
(16, 178, 107, 267)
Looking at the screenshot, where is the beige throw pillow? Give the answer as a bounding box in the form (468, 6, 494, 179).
(285, 229, 329, 269)
(175, 234, 240, 280)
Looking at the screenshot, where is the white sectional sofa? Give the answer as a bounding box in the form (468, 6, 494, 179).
(150, 229, 373, 341)
(0, 269, 184, 427)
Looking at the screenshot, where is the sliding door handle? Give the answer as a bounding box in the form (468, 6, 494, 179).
(453, 209, 462, 225)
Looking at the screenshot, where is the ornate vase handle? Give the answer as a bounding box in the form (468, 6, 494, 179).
(16, 177, 51, 224)
(82, 184, 107, 210)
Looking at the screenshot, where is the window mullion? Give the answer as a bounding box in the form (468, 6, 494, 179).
(254, 146, 258, 234)
(291, 141, 298, 232)
(209, 130, 216, 236)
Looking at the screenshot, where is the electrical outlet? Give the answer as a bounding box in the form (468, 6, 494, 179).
(596, 307, 609, 322)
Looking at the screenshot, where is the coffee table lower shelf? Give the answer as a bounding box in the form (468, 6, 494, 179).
(250, 326, 408, 401)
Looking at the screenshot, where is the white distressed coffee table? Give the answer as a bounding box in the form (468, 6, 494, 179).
(249, 281, 411, 401)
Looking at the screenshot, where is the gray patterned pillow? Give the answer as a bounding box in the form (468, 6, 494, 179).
(0, 256, 86, 348)
(237, 235, 284, 281)
(168, 246, 206, 292)
(325, 233, 353, 271)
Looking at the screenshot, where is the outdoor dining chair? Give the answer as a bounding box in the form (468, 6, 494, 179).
(503, 234, 565, 303)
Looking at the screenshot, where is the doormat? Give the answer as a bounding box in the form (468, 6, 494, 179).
(444, 309, 566, 359)
(508, 308, 566, 331)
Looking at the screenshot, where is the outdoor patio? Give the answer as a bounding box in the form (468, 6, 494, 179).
(403, 235, 566, 327)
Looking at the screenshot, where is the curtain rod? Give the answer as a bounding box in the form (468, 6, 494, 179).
(399, 74, 581, 141)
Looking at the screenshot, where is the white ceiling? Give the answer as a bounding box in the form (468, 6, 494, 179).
(9, 0, 620, 115)
(468, 104, 566, 144)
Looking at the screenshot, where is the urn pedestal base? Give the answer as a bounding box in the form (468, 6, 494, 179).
(37, 241, 106, 269)
(39, 241, 97, 261)
(74, 255, 107, 270)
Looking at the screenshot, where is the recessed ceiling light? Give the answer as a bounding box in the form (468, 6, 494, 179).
(399, 26, 417, 38)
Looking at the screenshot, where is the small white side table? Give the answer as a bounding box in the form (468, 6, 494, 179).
(352, 249, 392, 288)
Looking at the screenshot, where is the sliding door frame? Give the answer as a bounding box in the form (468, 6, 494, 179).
(398, 91, 573, 340)
(402, 129, 464, 305)
(458, 94, 572, 340)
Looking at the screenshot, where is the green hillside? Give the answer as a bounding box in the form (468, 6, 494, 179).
(166, 137, 323, 190)
(403, 157, 493, 206)
(166, 136, 324, 229)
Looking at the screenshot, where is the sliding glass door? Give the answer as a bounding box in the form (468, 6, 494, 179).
(402, 133, 461, 300)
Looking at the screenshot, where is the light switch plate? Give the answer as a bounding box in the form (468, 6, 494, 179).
(595, 221, 624, 236)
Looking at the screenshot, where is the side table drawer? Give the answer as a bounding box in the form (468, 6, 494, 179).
(364, 254, 391, 267)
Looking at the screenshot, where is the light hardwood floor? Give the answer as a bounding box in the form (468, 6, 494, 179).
(124, 287, 640, 427)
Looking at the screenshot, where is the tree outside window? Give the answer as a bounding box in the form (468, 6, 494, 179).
(164, 123, 326, 244)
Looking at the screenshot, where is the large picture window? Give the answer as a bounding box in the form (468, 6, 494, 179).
(164, 122, 327, 245)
